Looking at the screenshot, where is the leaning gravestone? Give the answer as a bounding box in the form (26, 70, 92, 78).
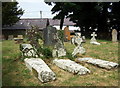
(24, 58, 56, 82)
(20, 44, 38, 57)
(72, 37, 85, 57)
(43, 26, 57, 46)
(90, 32, 100, 45)
(112, 29, 118, 42)
(52, 32, 66, 57)
(53, 59, 90, 75)
(76, 58, 119, 70)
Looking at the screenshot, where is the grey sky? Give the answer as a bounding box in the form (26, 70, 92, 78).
(17, 0, 55, 18)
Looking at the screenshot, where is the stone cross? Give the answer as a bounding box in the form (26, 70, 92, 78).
(112, 29, 118, 42)
(72, 37, 85, 57)
(90, 32, 97, 42)
(91, 32, 97, 38)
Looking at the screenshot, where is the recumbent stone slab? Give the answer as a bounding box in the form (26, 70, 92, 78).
(53, 59, 90, 75)
(24, 58, 56, 82)
(76, 58, 118, 70)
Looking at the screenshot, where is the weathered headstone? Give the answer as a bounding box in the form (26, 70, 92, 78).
(18, 35, 23, 39)
(8, 35, 14, 40)
(112, 29, 118, 42)
(90, 32, 100, 45)
(53, 59, 90, 75)
(43, 26, 57, 46)
(82, 36, 86, 43)
(76, 58, 119, 70)
(20, 44, 38, 57)
(71, 33, 81, 45)
(72, 37, 85, 57)
(52, 33, 66, 57)
(64, 26, 71, 41)
(24, 58, 56, 82)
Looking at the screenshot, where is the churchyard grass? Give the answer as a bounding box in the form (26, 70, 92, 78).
(2, 39, 118, 86)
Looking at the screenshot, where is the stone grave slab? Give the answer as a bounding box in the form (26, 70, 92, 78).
(24, 58, 56, 82)
(76, 58, 118, 70)
(53, 59, 90, 75)
(20, 44, 38, 57)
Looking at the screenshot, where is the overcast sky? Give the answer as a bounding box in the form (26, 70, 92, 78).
(17, 0, 55, 18)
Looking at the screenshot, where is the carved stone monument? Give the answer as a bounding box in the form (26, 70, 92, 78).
(52, 32, 66, 57)
(24, 58, 56, 82)
(90, 32, 100, 45)
(76, 57, 119, 70)
(43, 26, 57, 46)
(64, 26, 71, 41)
(112, 29, 118, 42)
(72, 37, 85, 57)
(53, 59, 90, 75)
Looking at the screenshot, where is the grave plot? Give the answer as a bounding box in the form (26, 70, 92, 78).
(24, 58, 56, 82)
(76, 58, 118, 70)
(53, 59, 90, 75)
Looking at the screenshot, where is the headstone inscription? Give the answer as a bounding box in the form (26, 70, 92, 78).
(64, 26, 71, 41)
(90, 32, 100, 45)
(43, 26, 57, 46)
(112, 29, 118, 42)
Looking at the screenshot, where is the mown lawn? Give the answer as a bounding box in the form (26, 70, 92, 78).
(2, 39, 119, 86)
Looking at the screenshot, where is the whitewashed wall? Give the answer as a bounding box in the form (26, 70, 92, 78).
(53, 26, 80, 31)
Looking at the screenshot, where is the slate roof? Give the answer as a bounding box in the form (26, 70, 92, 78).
(2, 18, 75, 30)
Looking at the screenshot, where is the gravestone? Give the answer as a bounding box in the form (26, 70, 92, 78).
(90, 32, 100, 45)
(72, 37, 85, 56)
(82, 36, 86, 43)
(8, 35, 13, 40)
(64, 26, 71, 41)
(20, 44, 38, 57)
(18, 35, 23, 39)
(112, 29, 118, 42)
(52, 32, 66, 57)
(76, 58, 119, 70)
(24, 58, 56, 82)
(43, 26, 57, 46)
(71, 33, 82, 45)
(53, 59, 90, 75)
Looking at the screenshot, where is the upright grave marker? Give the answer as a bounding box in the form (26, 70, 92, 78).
(64, 26, 71, 41)
(90, 32, 100, 45)
(43, 26, 57, 46)
(112, 29, 118, 42)
(72, 36, 85, 57)
(52, 32, 66, 57)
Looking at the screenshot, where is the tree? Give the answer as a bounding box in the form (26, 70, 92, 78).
(2, 2, 24, 26)
(45, 2, 75, 29)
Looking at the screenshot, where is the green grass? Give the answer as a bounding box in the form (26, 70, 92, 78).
(2, 39, 119, 86)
